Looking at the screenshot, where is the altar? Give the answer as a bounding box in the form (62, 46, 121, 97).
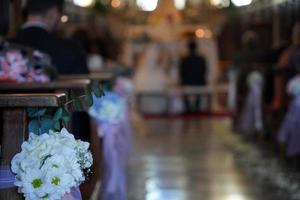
(122, 0, 225, 113)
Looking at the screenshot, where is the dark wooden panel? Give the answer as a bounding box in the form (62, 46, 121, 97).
(0, 93, 66, 107)
(1, 108, 27, 163)
(0, 109, 27, 200)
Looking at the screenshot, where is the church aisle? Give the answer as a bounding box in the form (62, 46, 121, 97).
(127, 118, 291, 200)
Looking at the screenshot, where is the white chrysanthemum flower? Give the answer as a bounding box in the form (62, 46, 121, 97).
(39, 169, 76, 200)
(21, 169, 46, 198)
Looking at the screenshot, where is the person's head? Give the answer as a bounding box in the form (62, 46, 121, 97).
(188, 40, 197, 53)
(25, 0, 64, 31)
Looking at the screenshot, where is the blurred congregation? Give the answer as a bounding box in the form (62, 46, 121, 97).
(2, 0, 300, 200)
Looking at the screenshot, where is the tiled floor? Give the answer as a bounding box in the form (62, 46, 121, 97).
(127, 118, 293, 200)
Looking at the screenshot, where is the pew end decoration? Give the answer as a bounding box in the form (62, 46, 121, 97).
(89, 91, 126, 125)
(277, 75, 300, 157)
(10, 128, 93, 200)
(88, 91, 130, 200)
(239, 71, 264, 134)
(3, 77, 106, 199)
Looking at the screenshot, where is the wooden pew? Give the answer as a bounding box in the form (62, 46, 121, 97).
(59, 73, 114, 89)
(0, 79, 91, 100)
(59, 72, 114, 82)
(0, 93, 66, 200)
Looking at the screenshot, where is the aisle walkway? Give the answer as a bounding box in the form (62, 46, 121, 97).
(127, 118, 291, 200)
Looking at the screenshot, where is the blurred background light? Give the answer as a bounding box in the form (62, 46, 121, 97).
(210, 0, 230, 8)
(111, 0, 121, 8)
(231, 0, 252, 7)
(174, 0, 186, 10)
(210, 0, 222, 6)
(195, 28, 205, 38)
(73, 0, 95, 7)
(60, 15, 69, 23)
(136, 0, 158, 11)
(226, 193, 247, 200)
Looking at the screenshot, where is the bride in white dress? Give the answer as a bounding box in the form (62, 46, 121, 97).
(134, 43, 170, 113)
(134, 43, 168, 92)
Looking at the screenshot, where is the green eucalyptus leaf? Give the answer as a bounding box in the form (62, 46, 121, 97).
(84, 88, 93, 107)
(93, 84, 103, 97)
(28, 119, 40, 135)
(73, 98, 83, 111)
(53, 107, 63, 121)
(53, 121, 61, 131)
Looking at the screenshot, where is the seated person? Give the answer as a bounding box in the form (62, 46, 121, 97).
(10, 0, 88, 74)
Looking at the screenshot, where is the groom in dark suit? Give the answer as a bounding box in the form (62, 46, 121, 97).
(179, 40, 207, 113)
(10, 0, 88, 74)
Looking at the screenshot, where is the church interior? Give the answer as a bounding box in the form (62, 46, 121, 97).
(1, 0, 300, 200)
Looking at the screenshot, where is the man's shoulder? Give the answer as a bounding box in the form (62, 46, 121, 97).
(15, 27, 50, 38)
(11, 27, 57, 46)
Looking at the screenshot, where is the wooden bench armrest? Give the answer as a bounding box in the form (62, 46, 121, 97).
(0, 93, 66, 107)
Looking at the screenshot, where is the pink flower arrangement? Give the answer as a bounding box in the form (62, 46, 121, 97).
(0, 44, 52, 83)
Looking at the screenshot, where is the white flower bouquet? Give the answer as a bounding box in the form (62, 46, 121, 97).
(11, 128, 93, 200)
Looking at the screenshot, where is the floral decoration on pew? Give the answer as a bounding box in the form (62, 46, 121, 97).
(88, 90, 129, 200)
(0, 42, 56, 83)
(10, 82, 107, 199)
(11, 128, 92, 200)
(89, 91, 125, 124)
(239, 71, 264, 134)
